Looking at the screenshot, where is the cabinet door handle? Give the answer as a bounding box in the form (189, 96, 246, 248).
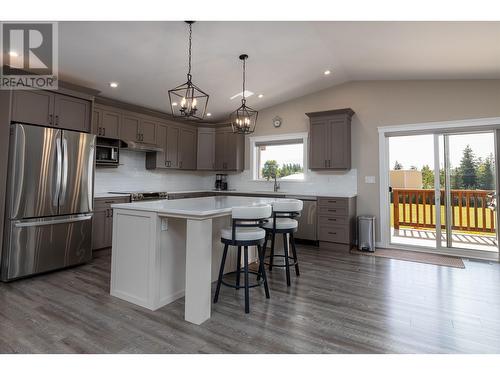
(55, 115, 59, 125)
(324, 160, 327, 168)
(328, 200, 337, 204)
(109, 208, 113, 217)
(103, 127, 106, 136)
(137, 133, 140, 141)
(49, 114, 53, 125)
(179, 161, 183, 168)
(328, 232, 337, 235)
(328, 209, 337, 213)
(328, 218, 337, 221)
(141, 133, 144, 141)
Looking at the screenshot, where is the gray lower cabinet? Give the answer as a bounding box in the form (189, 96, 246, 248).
(214, 127, 244, 171)
(317, 196, 356, 251)
(197, 128, 215, 170)
(92, 196, 130, 250)
(307, 108, 354, 170)
(11, 90, 91, 132)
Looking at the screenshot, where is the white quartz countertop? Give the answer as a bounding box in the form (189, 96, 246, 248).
(112, 196, 284, 219)
(164, 189, 357, 198)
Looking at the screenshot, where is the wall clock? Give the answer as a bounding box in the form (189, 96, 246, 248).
(272, 116, 282, 128)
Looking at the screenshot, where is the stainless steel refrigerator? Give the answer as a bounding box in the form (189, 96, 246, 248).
(1, 123, 95, 281)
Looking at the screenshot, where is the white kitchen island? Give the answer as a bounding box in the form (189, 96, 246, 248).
(110, 196, 282, 325)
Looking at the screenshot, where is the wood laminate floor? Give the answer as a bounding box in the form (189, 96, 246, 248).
(0, 245, 499, 354)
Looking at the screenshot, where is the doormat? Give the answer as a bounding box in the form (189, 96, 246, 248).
(351, 248, 465, 269)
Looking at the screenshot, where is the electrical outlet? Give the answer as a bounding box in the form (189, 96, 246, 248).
(365, 176, 376, 184)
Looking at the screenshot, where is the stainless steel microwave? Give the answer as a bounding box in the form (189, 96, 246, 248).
(96, 144, 119, 165)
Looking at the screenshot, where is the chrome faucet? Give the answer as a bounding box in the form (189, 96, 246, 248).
(273, 175, 280, 192)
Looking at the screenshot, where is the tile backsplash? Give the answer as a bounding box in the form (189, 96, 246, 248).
(95, 150, 357, 196)
(94, 150, 213, 193)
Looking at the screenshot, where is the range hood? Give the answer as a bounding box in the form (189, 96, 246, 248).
(120, 139, 163, 152)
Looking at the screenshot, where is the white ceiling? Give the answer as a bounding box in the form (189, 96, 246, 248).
(58, 21, 500, 121)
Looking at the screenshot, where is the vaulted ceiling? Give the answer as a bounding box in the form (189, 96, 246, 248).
(58, 21, 500, 121)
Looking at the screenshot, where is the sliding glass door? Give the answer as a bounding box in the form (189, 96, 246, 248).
(388, 130, 498, 256)
(440, 132, 497, 253)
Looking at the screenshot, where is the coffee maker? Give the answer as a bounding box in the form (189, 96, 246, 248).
(215, 174, 228, 191)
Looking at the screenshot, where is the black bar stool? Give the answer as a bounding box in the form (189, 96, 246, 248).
(261, 199, 303, 286)
(214, 204, 272, 313)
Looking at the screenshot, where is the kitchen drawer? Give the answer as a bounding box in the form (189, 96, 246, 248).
(318, 197, 348, 208)
(318, 206, 348, 216)
(318, 215, 347, 226)
(318, 224, 349, 243)
(95, 197, 129, 209)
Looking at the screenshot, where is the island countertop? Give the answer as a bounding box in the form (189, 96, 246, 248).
(112, 195, 283, 219)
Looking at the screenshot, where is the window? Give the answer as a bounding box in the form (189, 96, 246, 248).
(250, 133, 307, 181)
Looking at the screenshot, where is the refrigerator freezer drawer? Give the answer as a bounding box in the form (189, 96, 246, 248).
(2, 214, 93, 281)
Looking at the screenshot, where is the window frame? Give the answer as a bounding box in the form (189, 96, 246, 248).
(249, 132, 309, 181)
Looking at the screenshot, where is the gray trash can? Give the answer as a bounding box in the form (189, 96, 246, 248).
(358, 215, 376, 252)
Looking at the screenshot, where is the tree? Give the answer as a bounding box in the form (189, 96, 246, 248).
(478, 153, 495, 190)
(393, 161, 403, 170)
(421, 165, 434, 189)
(455, 145, 478, 189)
(261, 160, 280, 180)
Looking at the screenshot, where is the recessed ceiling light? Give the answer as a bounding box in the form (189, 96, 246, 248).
(324, 70, 331, 76)
(258, 94, 264, 98)
(206, 113, 212, 117)
(109, 82, 119, 88)
(8, 51, 18, 57)
(172, 102, 178, 106)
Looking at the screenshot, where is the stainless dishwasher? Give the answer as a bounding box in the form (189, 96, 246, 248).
(286, 195, 318, 242)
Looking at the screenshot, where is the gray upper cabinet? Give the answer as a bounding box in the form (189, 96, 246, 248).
(197, 128, 215, 170)
(11, 90, 91, 132)
(121, 113, 141, 141)
(93, 105, 120, 139)
(53, 94, 91, 132)
(307, 108, 354, 170)
(140, 118, 156, 144)
(214, 128, 244, 172)
(11, 91, 54, 126)
(165, 124, 180, 168)
(179, 128, 197, 170)
(120, 113, 156, 144)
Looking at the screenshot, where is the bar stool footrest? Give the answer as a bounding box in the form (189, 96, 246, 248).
(221, 270, 263, 289)
(263, 254, 298, 267)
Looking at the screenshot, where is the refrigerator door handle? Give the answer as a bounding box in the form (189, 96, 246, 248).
(14, 214, 93, 228)
(54, 136, 62, 207)
(60, 137, 69, 204)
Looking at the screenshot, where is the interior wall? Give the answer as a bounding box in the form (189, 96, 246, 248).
(244, 79, 500, 241)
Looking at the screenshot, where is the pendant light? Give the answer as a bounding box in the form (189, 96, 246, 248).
(230, 54, 258, 135)
(168, 21, 209, 120)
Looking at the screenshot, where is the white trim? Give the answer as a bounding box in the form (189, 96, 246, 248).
(248, 132, 309, 181)
(378, 116, 500, 134)
(378, 116, 500, 261)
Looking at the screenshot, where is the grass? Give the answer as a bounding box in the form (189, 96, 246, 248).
(390, 203, 496, 236)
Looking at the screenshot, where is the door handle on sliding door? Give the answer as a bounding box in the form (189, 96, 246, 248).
(60, 137, 69, 204)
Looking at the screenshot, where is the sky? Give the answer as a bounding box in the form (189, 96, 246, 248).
(389, 133, 495, 170)
(258, 143, 304, 168)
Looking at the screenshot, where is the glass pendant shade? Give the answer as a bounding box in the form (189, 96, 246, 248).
(230, 54, 258, 135)
(168, 21, 209, 120)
